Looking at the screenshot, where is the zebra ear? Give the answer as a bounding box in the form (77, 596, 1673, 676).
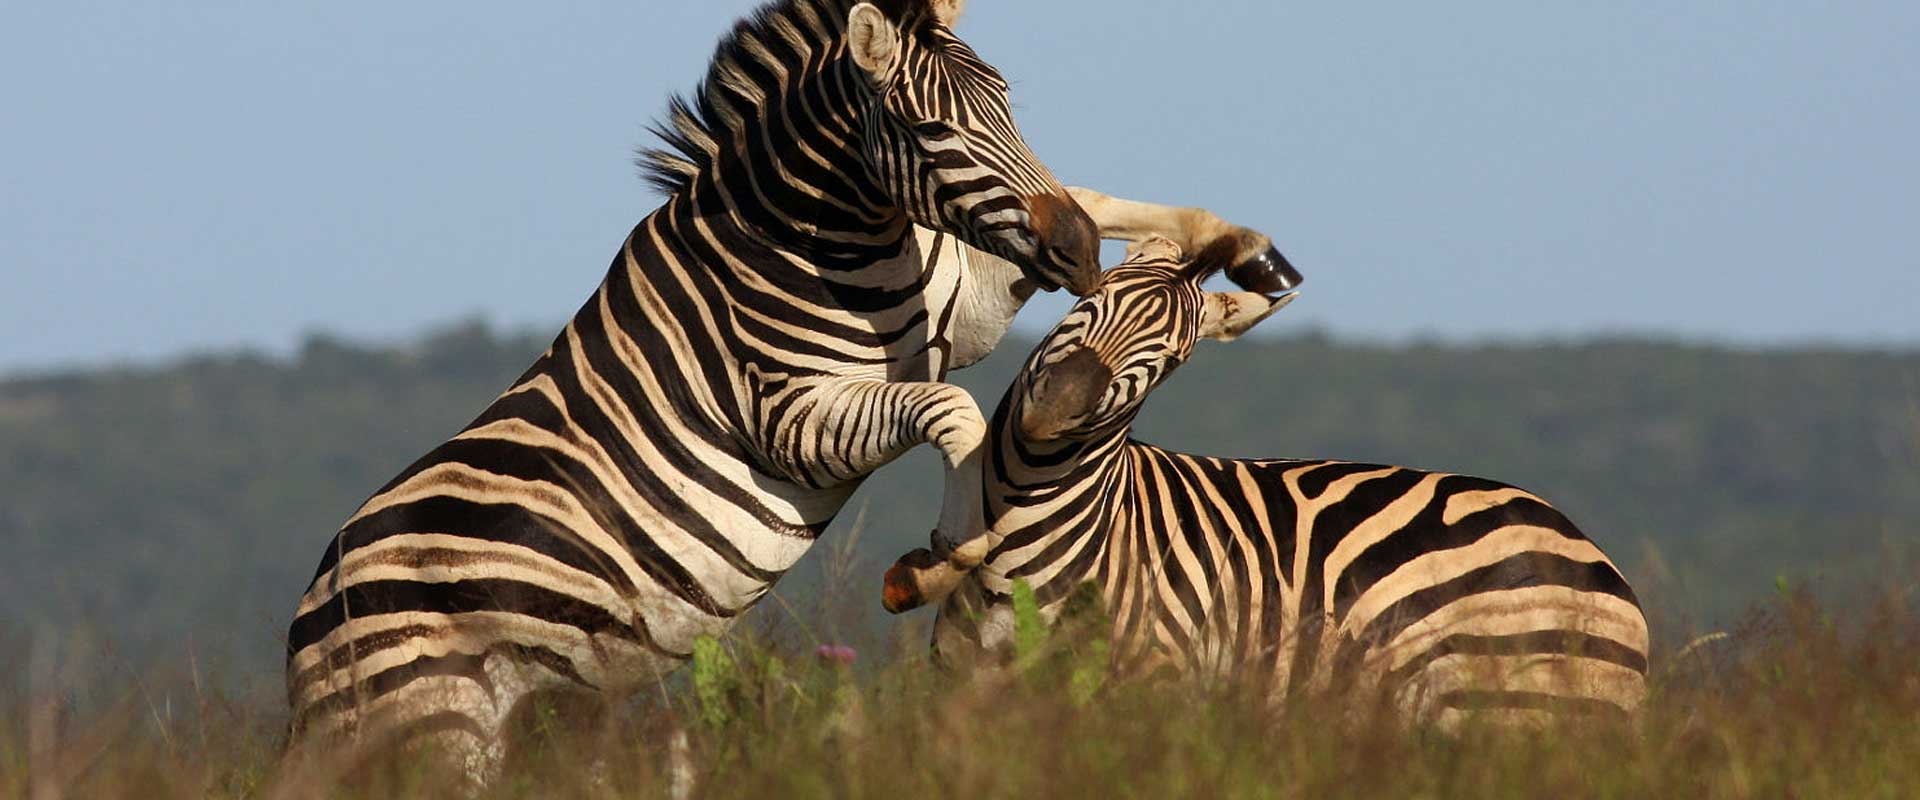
(930, 0, 968, 27)
(847, 3, 902, 80)
(1198, 291, 1296, 342)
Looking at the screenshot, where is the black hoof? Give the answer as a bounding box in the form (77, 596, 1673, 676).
(1226, 245, 1304, 294)
(897, 547, 943, 570)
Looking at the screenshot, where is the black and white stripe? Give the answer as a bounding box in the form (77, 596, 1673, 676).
(890, 238, 1649, 726)
(283, 0, 1120, 771)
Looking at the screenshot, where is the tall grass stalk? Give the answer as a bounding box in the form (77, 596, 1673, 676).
(4, 585, 1917, 799)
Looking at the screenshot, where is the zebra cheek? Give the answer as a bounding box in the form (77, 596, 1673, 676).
(1014, 397, 1060, 442)
(1018, 353, 1111, 441)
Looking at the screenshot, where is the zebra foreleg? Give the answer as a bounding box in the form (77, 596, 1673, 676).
(771, 378, 992, 581)
(1065, 186, 1303, 294)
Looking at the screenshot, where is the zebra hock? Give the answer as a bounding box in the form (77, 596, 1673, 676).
(285, 0, 1297, 779)
(884, 237, 1648, 726)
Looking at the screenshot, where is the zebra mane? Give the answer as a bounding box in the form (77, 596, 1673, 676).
(637, 0, 944, 195)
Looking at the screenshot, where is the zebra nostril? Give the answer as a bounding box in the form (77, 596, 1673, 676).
(1025, 192, 1101, 294)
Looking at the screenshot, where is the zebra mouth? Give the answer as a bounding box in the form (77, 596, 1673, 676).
(980, 227, 1066, 291)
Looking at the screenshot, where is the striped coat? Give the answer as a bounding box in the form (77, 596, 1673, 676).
(887, 238, 1647, 726)
(284, 0, 1297, 775)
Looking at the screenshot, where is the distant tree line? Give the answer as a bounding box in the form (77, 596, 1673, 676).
(2, 320, 1915, 681)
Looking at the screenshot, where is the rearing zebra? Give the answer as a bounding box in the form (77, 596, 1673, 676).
(884, 238, 1648, 727)
(284, 0, 1296, 774)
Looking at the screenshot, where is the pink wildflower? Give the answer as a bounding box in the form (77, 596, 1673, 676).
(815, 644, 857, 667)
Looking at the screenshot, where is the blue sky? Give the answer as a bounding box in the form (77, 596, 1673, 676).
(2, 1, 1916, 374)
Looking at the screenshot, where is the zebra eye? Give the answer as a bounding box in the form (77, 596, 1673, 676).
(913, 121, 960, 141)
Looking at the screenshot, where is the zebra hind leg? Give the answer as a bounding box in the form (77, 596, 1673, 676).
(297, 649, 551, 793)
(1387, 633, 1648, 732)
(373, 663, 531, 791)
(490, 685, 624, 791)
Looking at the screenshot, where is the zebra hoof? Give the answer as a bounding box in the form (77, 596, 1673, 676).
(1227, 245, 1304, 294)
(883, 548, 942, 614)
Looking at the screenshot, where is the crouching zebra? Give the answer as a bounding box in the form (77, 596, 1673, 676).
(883, 237, 1648, 727)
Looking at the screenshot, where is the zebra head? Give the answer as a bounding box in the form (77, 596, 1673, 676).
(845, 1, 1102, 294)
(1016, 236, 1296, 442)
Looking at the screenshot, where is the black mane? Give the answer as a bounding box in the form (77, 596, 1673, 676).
(637, 0, 933, 196)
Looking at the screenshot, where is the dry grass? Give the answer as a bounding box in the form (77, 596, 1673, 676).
(6, 582, 1918, 800)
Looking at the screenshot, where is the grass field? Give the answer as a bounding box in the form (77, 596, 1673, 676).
(5, 579, 1917, 800)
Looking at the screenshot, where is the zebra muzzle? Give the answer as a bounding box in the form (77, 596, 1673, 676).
(1025, 192, 1102, 295)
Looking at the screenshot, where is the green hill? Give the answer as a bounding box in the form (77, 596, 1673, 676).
(2, 321, 1915, 684)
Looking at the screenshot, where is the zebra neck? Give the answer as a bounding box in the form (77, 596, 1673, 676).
(984, 422, 1135, 591)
